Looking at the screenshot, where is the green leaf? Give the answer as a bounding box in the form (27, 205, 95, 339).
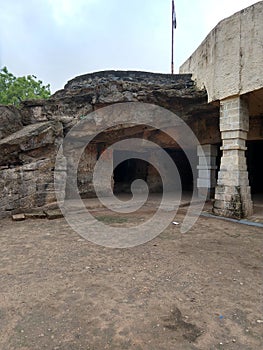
(0, 67, 51, 106)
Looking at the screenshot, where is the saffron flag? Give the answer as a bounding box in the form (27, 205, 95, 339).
(172, 0, 177, 29)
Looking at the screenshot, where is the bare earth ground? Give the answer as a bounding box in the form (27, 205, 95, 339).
(0, 204, 262, 350)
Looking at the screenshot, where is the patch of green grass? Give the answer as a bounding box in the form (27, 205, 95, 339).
(95, 215, 128, 224)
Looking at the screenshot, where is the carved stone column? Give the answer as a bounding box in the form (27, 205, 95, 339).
(213, 96, 253, 218)
(197, 144, 218, 199)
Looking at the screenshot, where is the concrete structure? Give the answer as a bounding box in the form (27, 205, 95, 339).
(180, 1, 263, 218)
(180, 1, 263, 102)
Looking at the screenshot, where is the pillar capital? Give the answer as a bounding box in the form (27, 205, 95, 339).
(220, 96, 249, 133)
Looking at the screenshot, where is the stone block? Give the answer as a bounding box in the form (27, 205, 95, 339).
(198, 169, 216, 178)
(197, 179, 210, 188)
(44, 209, 64, 220)
(222, 130, 247, 140)
(24, 212, 47, 219)
(213, 199, 225, 209)
(198, 157, 217, 166)
(197, 144, 218, 157)
(12, 213, 26, 221)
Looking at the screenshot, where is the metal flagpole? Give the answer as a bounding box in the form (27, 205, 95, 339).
(171, 0, 176, 74)
(171, 0, 174, 74)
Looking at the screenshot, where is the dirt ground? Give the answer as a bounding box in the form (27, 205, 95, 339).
(0, 204, 262, 350)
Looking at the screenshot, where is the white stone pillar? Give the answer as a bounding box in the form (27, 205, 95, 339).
(197, 144, 218, 199)
(95, 148, 114, 196)
(213, 96, 253, 218)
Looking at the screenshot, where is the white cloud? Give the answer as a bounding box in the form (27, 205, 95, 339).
(0, 0, 259, 92)
(47, 0, 98, 26)
(202, 0, 258, 32)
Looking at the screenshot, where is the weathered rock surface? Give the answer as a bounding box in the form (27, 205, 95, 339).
(0, 121, 63, 218)
(0, 121, 63, 166)
(20, 97, 93, 134)
(53, 71, 214, 118)
(0, 70, 220, 218)
(0, 105, 23, 140)
(20, 71, 218, 132)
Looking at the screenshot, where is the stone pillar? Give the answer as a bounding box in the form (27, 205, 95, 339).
(213, 96, 253, 219)
(197, 144, 218, 199)
(94, 148, 114, 196)
(147, 151, 163, 193)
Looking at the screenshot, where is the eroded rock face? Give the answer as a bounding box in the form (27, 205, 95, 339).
(0, 106, 23, 140)
(0, 71, 220, 218)
(20, 71, 218, 132)
(0, 121, 63, 166)
(0, 121, 63, 218)
(54, 71, 209, 117)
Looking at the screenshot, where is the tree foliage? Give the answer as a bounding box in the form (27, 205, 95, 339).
(0, 66, 51, 106)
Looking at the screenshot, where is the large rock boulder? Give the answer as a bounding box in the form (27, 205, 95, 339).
(0, 121, 63, 166)
(0, 121, 63, 218)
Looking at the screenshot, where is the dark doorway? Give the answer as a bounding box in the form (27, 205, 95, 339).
(164, 148, 194, 192)
(113, 155, 149, 193)
(113, 148, 195, 194)
(247, 140, 263, 194)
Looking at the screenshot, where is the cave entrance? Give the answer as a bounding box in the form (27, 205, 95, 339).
(247, 140, 263, 195)
(113, 153, 149, 193)
(113, 148, 195, 194)
(164, 148, 194, 192)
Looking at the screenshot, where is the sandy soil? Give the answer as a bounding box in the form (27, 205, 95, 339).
(0, 206, 262, 350)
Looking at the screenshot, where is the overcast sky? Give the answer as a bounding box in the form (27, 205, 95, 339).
(0, 0, 258, 93)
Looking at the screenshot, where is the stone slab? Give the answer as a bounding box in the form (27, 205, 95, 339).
(12, 213, 26, 221)
(24, 212, 47, 219)
(44, 209, 64, 220)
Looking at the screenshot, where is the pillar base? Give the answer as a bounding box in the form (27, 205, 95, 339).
(213, 185, 253, 219)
